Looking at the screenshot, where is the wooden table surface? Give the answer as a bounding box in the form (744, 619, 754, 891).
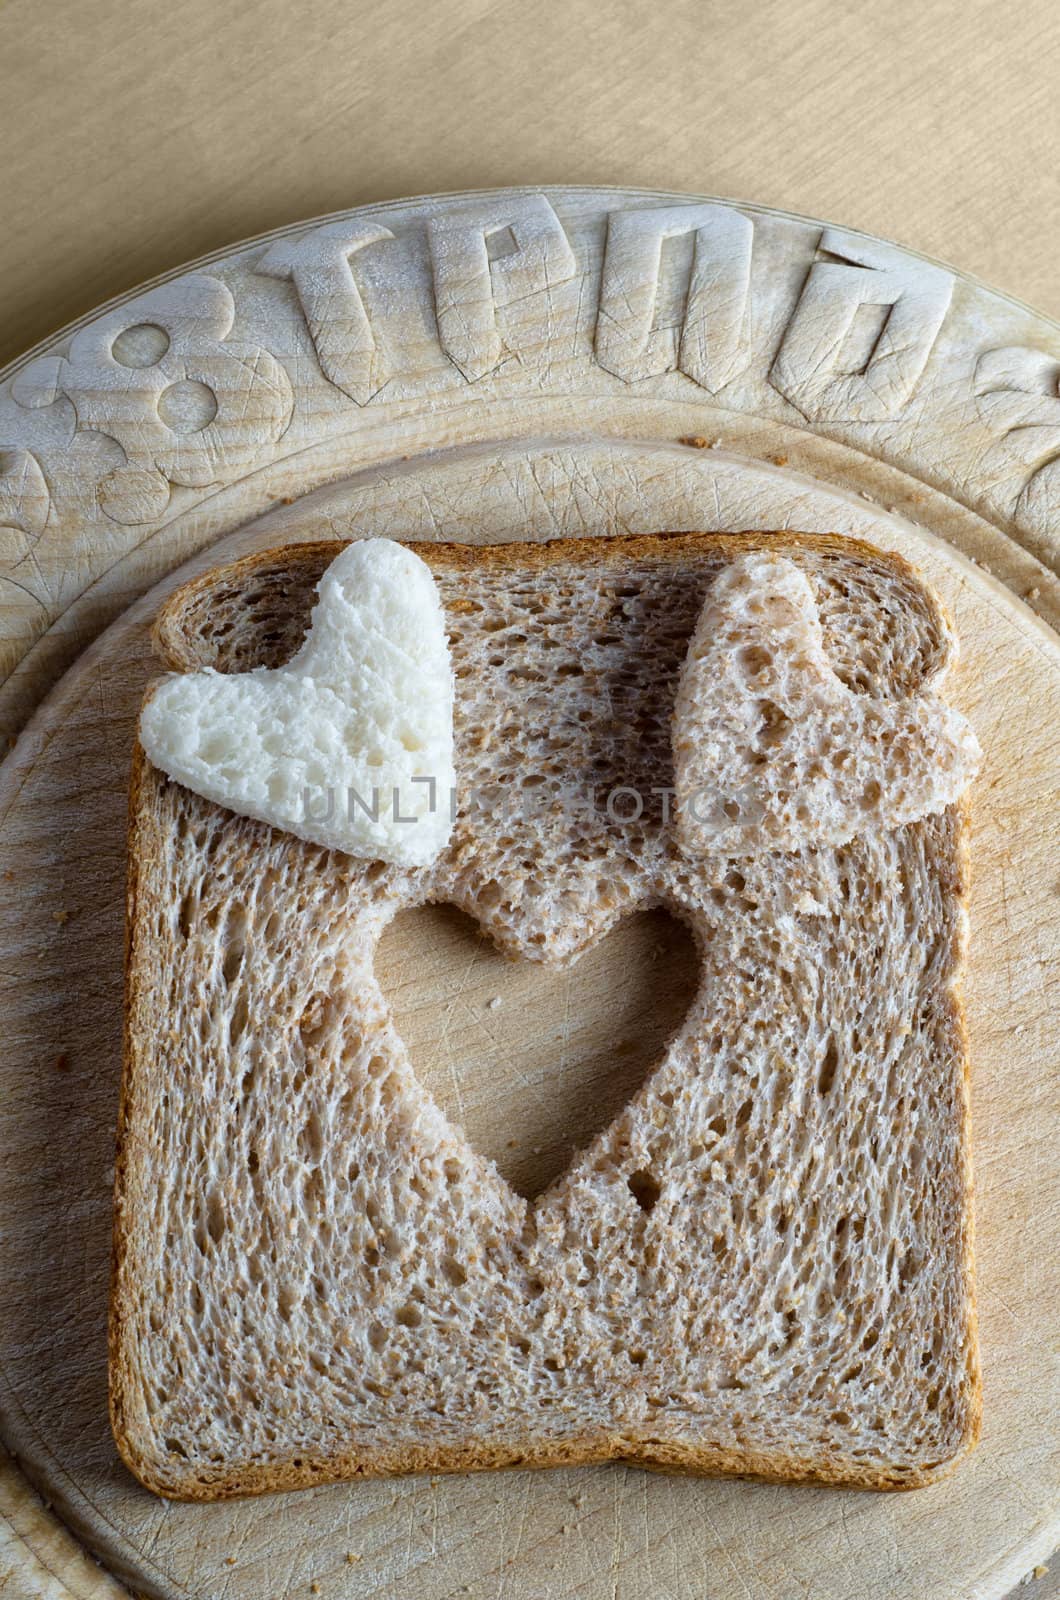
(0, 2, 1057, 1595)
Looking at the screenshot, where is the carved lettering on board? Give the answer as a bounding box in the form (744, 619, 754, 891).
(976, 345, 1060, 537)
(0, 197, 1032, 572)
(595, 203, 754, 390)
(0, 449, 49, 560)
(13, 275, 294, 526)
(257, 220, 395, 404)
(0, 375, 76, 568)
(427, 194, 577, 381)
(770, 230, 953, 423)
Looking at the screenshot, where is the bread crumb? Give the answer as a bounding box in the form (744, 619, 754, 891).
(52, 909, 69, 925)
(346, 1551, 362, 1565)
(1034, 1566, 1050, 1579)
(225, 1556, 237, 1565)
(793, 891, 827, 915)
(487, 995, 503, 1010)
(769, 454, 789, 467)
(1026, 586, 1041, 601)
(310, 1583, 321, 1595)
(679, 435, 708, 448)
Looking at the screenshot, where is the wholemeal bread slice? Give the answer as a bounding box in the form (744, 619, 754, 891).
(112, 530, 980, 1500)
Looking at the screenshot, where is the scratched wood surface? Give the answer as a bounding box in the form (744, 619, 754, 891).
(0, 191, 1057, 1599)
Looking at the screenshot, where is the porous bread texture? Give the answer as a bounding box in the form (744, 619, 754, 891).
(113, 531, 980, 1501)
(138, 539, 455, 868)
(673, 551, 981, 855)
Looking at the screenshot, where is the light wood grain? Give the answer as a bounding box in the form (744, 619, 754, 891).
(0, 189, 1057, 1599)
(0, 1446, 125, 1599)
(380, 904, 701, 1201)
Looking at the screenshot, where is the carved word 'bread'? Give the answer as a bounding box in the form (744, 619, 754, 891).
(138, 540, 455, 869)
(674, 552, 980, 855)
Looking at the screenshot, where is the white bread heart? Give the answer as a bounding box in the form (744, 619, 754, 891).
(673, 551, 980, 855)
(139, 539, 455, 867)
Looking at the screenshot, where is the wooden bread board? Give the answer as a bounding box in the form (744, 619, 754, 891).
(0, 189, 1056, 1600)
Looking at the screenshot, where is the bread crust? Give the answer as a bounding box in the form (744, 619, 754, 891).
(112, 1424, 976, 1504)
(152, 528, 944, 670)
(113, 530, 980, 1501)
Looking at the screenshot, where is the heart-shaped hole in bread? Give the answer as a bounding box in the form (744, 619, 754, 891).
(376, 905, 699, 1199)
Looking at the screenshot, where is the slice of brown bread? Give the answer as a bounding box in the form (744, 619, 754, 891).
(112, 530, 980, 1501)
